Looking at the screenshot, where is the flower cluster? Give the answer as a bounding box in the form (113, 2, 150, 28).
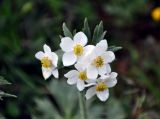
(61, 32, 118, 102)
(35, 21, 119, 102)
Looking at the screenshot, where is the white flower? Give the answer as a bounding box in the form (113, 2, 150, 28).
(85, 72, 118, 102)
(60, 32, 92, 66)
(86, 40, 115, 79)
(64, 63, 92, 91)
(35, 44, 59, 79)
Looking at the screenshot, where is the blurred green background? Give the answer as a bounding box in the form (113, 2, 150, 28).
(0, 0, 160, 119)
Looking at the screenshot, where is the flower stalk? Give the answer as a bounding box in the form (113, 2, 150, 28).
(79, 91, 88, 119)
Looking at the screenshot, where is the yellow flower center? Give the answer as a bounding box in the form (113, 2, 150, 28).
(151, 7, 160, 21)
(96, 82, 108, 91)
(73, 44, 84, 56)
(79, 71, 87, 80)
(41, 57, 52, 68)
(92, 56, 104, 68)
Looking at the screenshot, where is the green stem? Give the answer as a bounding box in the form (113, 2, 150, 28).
(79, 91, 88, 119)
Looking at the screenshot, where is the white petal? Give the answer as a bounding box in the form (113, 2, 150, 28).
(85, 79, 97, 84)
(77, 80, 85, 91)
(73, 32, 88, 46)
(64, 70, 78, 78)
(74, 63, 84, 71)
(62, 52, 77, 66)
(102, 51, 115, 63)
(83, 45, 95, 56)
(52, 69, 59, 78)
(110, 72, 118, 79)
(51, 52, 58, 67)
(96, 89, 109, 102)
(60, 37, 74, 52)
(98, 65, 107, 75)
(43, 44, 52, 55)
(35, 51, 44, 60)
(106, 78, 117, 88)
(85, 87, 96, 100)
(67, 77, 78, 85)
(87, 65, 98, 79)
(95, 40, 108, 55)
(106, 64, 111, 74)
(42, 67, 52, 80)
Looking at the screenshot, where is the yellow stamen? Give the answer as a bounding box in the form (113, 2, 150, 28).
(151, 7, 160, 21)
(41, 57, 52, 68)
(79, 71, 87, 80)
(73, 44, 84, 56)
(92, 56, 104, 68)
(96, 82, 108, 91)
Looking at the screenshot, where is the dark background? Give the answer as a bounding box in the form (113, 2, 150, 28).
(0, 0, 160, 119)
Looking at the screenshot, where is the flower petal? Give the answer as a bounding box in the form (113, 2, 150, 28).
(64, 70, 79, 78)
(102, 51, 115, 63)
(110, 72, 118, 79)
(106, 64, 111, 74)
(87, 65, 98, 79)
(52, 69, 59, 78)
(77, 80, 85, 91)
(95, 40, 108, 55)
(96, 89, 109, 102)
(42, 67, 52, 80)
(85, 87, 96, 100)
(43, 44, 52, 55)
(106, 78, 117, 88)
(67, 77, 78, 85)
(74, 63, 84, 71)
(62, 52, 77, 66)
(51, 52, 58, 67)
(73, 32, 88, 46)
(35, 51, 44, 60)
(60, 37, 74, 52)
(83, 45, 95, 56)
(98, 65, 107, 75)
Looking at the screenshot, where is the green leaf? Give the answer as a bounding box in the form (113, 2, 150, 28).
(92, 21, 105, 44)
(108, 46, 122, 52)
(73, 29, 77, 36)
(99, 31, 107, 40)
(0, 91, 17, 100)
(92, 25, 99, 44)
(98, 21, 103, 35)
(0, 76, 11, 85)
(82, 18, 91, 41)
(62, 23, 73, 38)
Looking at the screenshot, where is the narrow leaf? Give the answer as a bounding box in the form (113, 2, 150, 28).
(0, 76, 11, 85)
(73, 29, 77, 36)
(99, 31, 107, 40)
(98, 21, 103, 35)
(92, 21, 105, 44)
(0, 91, 17, 100)
(82, 18, 91, 41)
(62, 23, 73, 38)
(92, 25, 99, 44)
(108, 46, 122, 52)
